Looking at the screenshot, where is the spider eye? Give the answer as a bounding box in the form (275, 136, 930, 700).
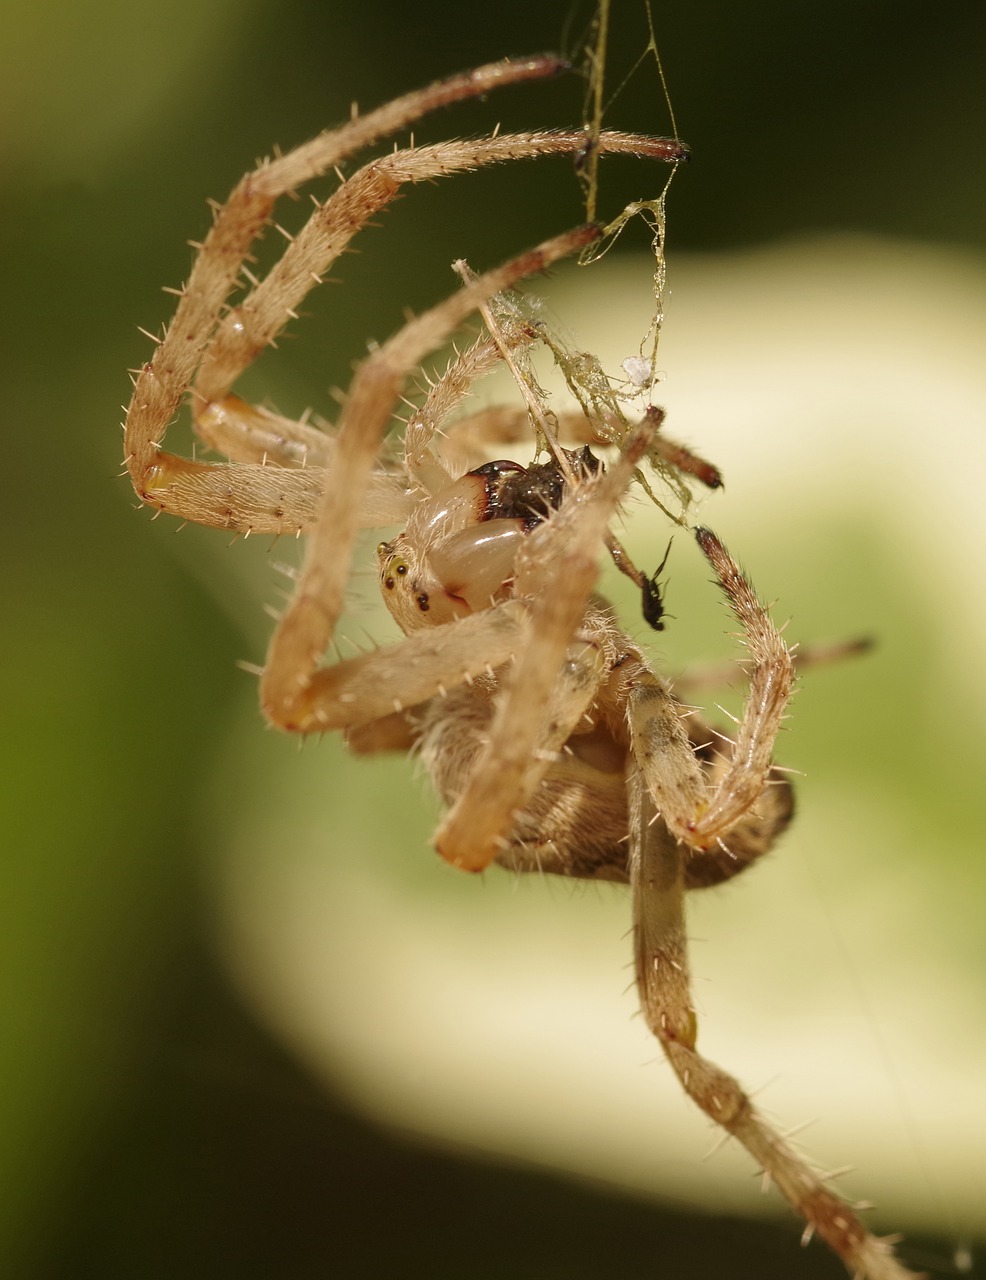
(380, 552, 409, 587)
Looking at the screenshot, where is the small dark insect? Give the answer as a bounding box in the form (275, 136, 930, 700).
(641, 539, 673, 631)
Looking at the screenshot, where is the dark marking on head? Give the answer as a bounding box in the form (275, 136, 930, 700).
(469, 447, 602, 530)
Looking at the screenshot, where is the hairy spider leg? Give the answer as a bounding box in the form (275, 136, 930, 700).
(259, 226, 602, 735)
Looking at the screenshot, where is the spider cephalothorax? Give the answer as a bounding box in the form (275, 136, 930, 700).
(123, 56, 916, 1280)
(377, 447, 602, 629)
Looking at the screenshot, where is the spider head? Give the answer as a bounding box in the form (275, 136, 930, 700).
(376, 450, 603, 636)
(376, 535, 467, 632)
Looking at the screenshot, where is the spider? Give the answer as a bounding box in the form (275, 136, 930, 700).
(123, 55, 917, 1280)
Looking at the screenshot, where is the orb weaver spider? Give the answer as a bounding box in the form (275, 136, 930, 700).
(122, 54, 917, 1280)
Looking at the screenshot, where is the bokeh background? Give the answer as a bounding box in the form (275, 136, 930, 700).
(3, 1, 985, 1277)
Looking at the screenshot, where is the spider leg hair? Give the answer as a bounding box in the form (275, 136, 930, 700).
(628, 528, 796, 852)
(125, 57, 568, 486)
(627, 537, 920, 1278)
(403, 325, 543, 496)
(631, 766, 921, 1278)
(260, 225, 601, 735)
(434, 424, 656, 872)
(124, 54, 685, 532)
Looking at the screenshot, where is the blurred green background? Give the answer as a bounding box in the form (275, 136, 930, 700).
(3, 1, 985, 1277)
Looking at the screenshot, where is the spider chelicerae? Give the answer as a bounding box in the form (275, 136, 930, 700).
(123, 54, 916, 1280)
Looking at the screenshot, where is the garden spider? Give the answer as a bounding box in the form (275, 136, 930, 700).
(123, 55, 917, 1280)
